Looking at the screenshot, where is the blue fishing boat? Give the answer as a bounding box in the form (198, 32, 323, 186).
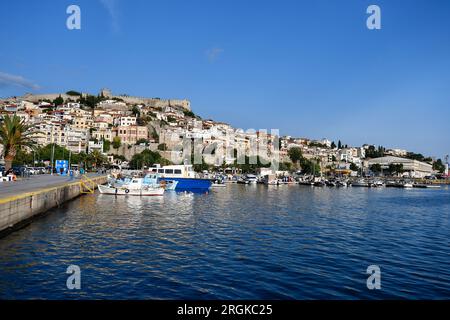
(148, 164, 212, 191)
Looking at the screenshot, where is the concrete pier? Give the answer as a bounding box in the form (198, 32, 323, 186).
(0, 175, 107, 238)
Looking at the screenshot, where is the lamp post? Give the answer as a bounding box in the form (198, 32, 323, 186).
(50, 143, 55, 176)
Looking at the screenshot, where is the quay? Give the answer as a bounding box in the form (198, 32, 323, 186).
(0, 174, 107, 238)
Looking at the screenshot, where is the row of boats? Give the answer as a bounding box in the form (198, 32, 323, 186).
(97, 164, 441, 196)
(298, 177, 441, 189)
(98, 164, 213, 196)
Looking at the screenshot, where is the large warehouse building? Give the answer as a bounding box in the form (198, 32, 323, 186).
(367, 156, 433, 178)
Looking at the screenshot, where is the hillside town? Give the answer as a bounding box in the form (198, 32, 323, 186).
(0, 89, 448, 179)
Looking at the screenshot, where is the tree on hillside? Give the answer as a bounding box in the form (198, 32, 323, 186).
(103, 139, 111, 152)
(288, 147, 303, 164)
(158, 143, 167, 151)
(112, 136, 121, 149)
(331, 141, 336, 149)
(130, 149, 168, 169)
(53, 95, 64, 106)
(66, 90, 81, 96)
(338, 140, 342, 149)
(131, 105, 141, 117)
(433, 159, 445, 173)
(0, 115, 37, 170)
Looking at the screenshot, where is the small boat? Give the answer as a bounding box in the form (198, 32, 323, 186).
(413, 183, 441, 189)
(352, 179, 370, 187)
(148, 164, 212, 191)
(245, 174, 258, 184)
(336, 180, 348, 187)
(403, 182, 414, 189)
(313, 180, 326, 187)
(99, 178, 164, 196)
(211, 183, 227, 188)
(370, 180, 385, 188)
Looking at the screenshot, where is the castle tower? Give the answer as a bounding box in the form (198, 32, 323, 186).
(100, 88, 112, 98)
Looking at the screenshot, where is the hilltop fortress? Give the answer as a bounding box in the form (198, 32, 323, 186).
(20, 88, 191, 111)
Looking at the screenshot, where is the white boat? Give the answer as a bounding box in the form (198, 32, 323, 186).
(352, 179, 369, 187)
(403, 182, 414, 189)
(99, 178, 164, 196)
(211, 183, 227, 188)
(245, 174, 258, 184)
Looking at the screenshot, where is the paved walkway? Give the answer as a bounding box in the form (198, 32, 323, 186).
(0, 174, 105, 200)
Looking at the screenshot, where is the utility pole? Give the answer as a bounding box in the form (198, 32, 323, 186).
(445, 155, 449, 184)
(51, 143, 55, 175)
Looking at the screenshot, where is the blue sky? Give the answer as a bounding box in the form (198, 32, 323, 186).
(0, 0, 449, 158)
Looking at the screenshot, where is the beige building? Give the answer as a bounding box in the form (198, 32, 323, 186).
(115, 125, 148, 145)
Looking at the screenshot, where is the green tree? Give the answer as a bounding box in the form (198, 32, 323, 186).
(88, 150, 107, 168)
(130, 149, 167, 169)
(131, 105, 141, 117)
(0, 115, 37, 170)
(300, 158, 321, 175)
(370, 163, 382, 174)
(350, 162, 358, 171)
(288, 147, 303, 164)
(388, 163, 404, 176)
(433, 159, 445, 173)
(338, 140, 342, 149)
(66, 90, 81, 96)
(158, 143, 167, 151)
(103, 139, 111, 152)
(112, 136, 121, 149)
(53, 95, 64, 106)
(331, 141, 336, 149)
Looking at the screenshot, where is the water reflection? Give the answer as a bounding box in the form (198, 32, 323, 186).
(0, 185, 449, 299)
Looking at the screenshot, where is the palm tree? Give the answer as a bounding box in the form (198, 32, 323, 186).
(88, 150, 107, 169)
(0, 115, 36, 171)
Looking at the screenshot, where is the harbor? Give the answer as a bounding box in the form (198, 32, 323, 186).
(0, 182, 449, 299)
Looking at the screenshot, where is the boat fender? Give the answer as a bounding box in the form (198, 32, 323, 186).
(125, 189, 130, 194)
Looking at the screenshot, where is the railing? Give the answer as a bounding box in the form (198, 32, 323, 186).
(80, 175, 96, 194)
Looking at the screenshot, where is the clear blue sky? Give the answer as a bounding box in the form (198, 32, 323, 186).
(0, 0, 449, 158)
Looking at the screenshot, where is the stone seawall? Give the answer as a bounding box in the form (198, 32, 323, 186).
(0, 176, 107, 238)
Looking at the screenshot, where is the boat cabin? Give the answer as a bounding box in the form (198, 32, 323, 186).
(148, 164, 196, 178)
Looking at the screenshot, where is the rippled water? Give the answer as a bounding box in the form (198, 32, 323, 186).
(1, 184, 449, 299)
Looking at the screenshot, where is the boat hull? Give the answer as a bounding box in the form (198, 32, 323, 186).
(98, 184, 164, 196)
(158, 177, 212, 191)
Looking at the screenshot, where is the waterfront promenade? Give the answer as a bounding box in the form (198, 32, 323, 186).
(0, 174, 103, 201)
(0, 174, 107, 237)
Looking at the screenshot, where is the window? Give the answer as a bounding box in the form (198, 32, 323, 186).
(158, 169, 164, 173)
(165, 169, 174, 174)
(174, 169, 182, 174)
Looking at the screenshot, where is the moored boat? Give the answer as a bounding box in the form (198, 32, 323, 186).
(99, 178, 164, 196)
(148, 164, 212, 191)
(351, 179, 369, 187)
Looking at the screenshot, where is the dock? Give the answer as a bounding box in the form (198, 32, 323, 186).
(0, 174, 107, 238)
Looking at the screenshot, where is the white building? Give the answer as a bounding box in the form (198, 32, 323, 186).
(367, 156, 433, 178)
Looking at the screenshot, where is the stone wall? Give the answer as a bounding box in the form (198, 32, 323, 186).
(0, 176, 107, 238)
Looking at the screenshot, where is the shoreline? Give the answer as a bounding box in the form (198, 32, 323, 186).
(0, 175, 107, 239)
